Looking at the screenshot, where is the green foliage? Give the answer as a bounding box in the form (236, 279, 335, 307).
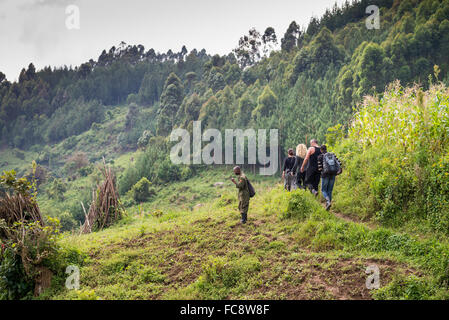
(0, 217, 62, 300)
(325, 124, 345, 148)
(156, 73, 184, 136)
(47, 179, 67, 201)
(0, 170, 31, 195)
(58, 211, 77, 231)
(137, 130, 152, 149)
(252, 85, 277, 121)
(130, 177, 155, 202)
(262, 187, 322, 221)
(373, 275, 436, 300)
(155, 159, 181, 184)
(283, 189, 323, 220)
(3, 0, 449, 160)
(65, 289, 99, 300)
(334, 83, 449, 233)
(0, 248, 33, 300)
(193, 255, 261, 299)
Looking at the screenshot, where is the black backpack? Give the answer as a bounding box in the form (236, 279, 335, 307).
(322, 152, 340, 175)
(247, 179, 256, 198)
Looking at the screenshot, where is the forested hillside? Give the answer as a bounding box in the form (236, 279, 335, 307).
(1, 0, 449, 152)
(2, 0, 449, 301)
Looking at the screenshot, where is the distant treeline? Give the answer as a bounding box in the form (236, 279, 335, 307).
(1, 0, 449, 152)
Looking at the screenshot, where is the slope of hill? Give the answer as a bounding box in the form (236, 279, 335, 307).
(2, 0, 449, 300)
(35, 81, 449, 301)
(39, 179, 448, 300)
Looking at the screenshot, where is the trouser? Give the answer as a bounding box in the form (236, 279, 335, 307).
(305, 169, 321, 192)
(295, 171, 306, 189)
(239, 200, 249, 222)
(321, 175, 336, 202)
(284, 172, 295, 191)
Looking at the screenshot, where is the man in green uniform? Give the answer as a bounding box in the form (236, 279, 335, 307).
(231, 166, 250, 224)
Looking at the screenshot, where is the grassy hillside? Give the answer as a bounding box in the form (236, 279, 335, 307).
(30, 82, 449, 300)
(37, 178, 449, 300)
(2, 0, 449, 301)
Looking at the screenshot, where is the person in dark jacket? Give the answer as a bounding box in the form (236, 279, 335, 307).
(282, 148, 296, 191)
(300, 139, 322, 196)
(292, 143, 307, 190)
(317, 145, 342, 211)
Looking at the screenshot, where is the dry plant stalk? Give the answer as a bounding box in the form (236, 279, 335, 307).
(81, 159, 123, 233)
(0, 193, 44, 240)
(0, 179, 52, 296)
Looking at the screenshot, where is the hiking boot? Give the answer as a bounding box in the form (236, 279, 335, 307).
(325, 201, 332, 211)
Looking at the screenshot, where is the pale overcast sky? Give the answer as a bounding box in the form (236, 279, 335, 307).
(0, 0, 347, 81)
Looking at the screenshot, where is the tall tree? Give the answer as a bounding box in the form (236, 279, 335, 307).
(233, 28, 262, 69)
(281, 21, 300, 52)
(156, 73, 184, 136)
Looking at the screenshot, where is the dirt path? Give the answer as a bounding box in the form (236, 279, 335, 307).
(331, 210, 376, 229)
(317, 201, 377, 229)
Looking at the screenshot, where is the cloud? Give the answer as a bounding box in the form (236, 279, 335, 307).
(19, 0, 78, 11)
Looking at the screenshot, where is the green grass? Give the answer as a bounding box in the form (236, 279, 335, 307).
(5, 83, 449, 300)
(41, 178, 449, 300)
(0, 148, 38, 175)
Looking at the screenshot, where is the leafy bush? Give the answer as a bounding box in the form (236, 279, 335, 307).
(0, 217, 62, 299)
(156, 159, 181, 184)
(0, 170, 80, 299)
(130, 177, 155, 202)
(372, 275, 435, 300)
(265, 188, 323, 221)
(58, 211, 77, 231)
(0, 248, 33, 300)
(333, 83, 449, 233)
(47, 179, 67, 201)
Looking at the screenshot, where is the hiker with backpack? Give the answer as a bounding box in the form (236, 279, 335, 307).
(231, 166, 255, 224)
(317, 145, 342, 211)
(300, 139, 322, 196)
(292, 143, 307, 190)
(282, 148, 296, 191)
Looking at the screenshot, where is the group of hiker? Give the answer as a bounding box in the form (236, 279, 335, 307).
(230, 139, 342, 225)
(282, 139, 342, 211)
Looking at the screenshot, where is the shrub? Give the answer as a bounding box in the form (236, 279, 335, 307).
(284, 189, 323, 220)
(0, 248, 33, 300)
(58, 211, 77, 231)
(78, 165, 93, 177)
(137, 130, 152, 149)
(372, 275, 434, 300)
(156, 159, 181, 184)
(130, 177, 155, 202)
(0, 217, 62, 299)
(64, 152, 89, 176)
(47, 178, 67, 201)
(333, 83, 449, 233)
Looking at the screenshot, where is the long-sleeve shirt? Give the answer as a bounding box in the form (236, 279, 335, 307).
(235, 173, 250, 203)
(318, 152, 342, 177)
